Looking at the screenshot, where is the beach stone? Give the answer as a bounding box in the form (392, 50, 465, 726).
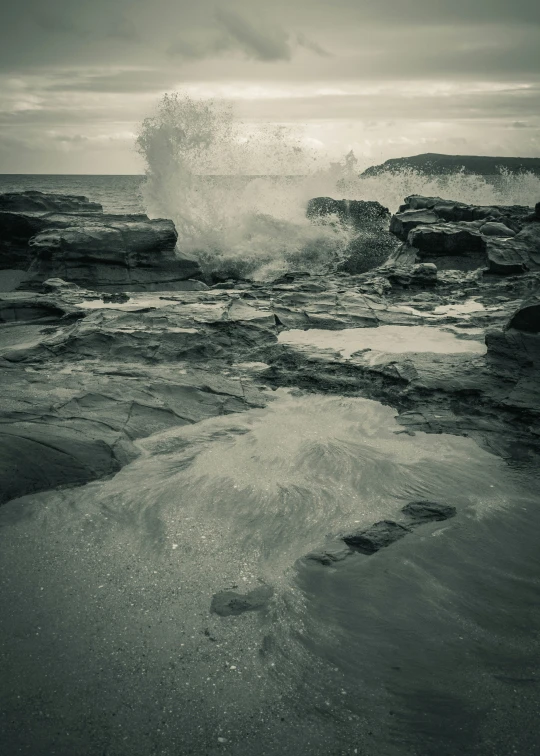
(342, 520, 410, 554)
(401, 501, 457, 524)
(211, 585, 274, 616)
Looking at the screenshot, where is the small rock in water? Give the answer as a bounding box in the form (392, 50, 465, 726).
(305, 545, 353, 566)
(342, 520, 410, 554)
(401, 501, 457, 524)
(211, 585, 274, 617)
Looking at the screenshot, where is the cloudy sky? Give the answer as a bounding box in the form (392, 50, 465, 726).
(1, 0, 539, 173)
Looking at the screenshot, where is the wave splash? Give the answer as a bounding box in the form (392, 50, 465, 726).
(137, 93, 540, 281)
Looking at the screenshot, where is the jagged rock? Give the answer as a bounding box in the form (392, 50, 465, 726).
(486, 226, 540, 275)
(399, 195, 531, 229)
(389, 209, 439, 240)
(0, 423, 125, 506)
(211, 585, 274, 616)
(401, 501, 457, 524)
(342, 520, 410, 553)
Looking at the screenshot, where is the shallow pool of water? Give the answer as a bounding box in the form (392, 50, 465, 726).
(0, 392, 538, 755)
(279, 324, 487, 361)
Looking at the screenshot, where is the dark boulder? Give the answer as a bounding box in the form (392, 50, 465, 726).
(342, 520, 410, 554)
(211, 585, 274, 616)
(307, 197, 390, 227)
(0, 422, 123, 507)
(525, 202, 540, 222)
(307, 196, 398, 273)
(507, 296, 540, 333)
(401, 501, 457, 524)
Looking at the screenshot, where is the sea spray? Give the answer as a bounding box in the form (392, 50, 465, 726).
(137, 92, 540, 280)
(137, 93, 357, 280)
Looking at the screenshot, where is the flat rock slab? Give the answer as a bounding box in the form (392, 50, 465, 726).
(211, 585, 274, 617)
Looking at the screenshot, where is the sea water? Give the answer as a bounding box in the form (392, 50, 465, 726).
(0, 392, 539, 755)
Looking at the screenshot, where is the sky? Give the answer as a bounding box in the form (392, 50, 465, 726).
(1, 0, 539, 173)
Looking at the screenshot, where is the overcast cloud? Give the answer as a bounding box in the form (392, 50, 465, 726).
(1, 0, 539, 172)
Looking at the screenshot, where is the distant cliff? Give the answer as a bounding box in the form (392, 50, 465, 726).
(361, 153, 540, 177)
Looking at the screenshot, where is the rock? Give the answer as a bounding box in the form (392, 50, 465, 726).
(0, 191, 203, 291)
(389, 209, 439, 241)
(401, 501, 457, 524)
(307, 197, 398, 273)
(485, 238, 531, 275)
(306, 197, 390, 226)
(0, 423, 124, 506)
(0, 363, 267, 507)
(408, 224, 485, 256)
(211, 585, 274, 616)
(42, 278, 82, 292)
(342, 520, 410, 554)
(507, 296, 540, 333)
(0, 190, 103, 214)
(480, 222, 516, 237)
(305, 545, 353, 565)
(525, 202, 540, 222)
(485, 227, 540, 275)
(385, 262, 438, 287)
(397, 195, 531, 231)
(24, 219, 200, 291)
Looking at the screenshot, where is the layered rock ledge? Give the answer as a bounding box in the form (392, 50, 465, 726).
(0, 189, 202, 291)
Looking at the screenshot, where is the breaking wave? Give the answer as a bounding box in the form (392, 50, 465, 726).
(137, 93, 540, 281)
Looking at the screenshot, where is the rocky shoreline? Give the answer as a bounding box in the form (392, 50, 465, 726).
(1, 188, 540, 542)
